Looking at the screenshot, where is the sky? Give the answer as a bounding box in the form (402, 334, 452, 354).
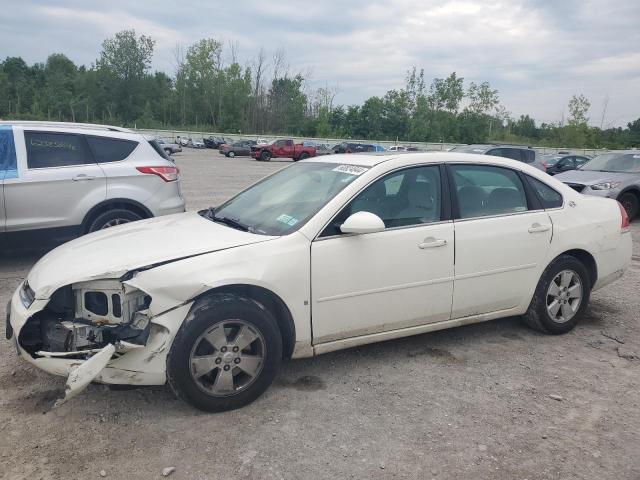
(1, 0, 639, 127)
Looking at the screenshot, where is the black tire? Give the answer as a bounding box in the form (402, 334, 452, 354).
(87, 209, 143, 233)
(523, 254, 591, 334)
(260, 151, 271, 162)
(167, 293, 282, 412)
(619, 192, 639, 221)
(297, 152, 309, 161)
(228, 151, 236, 158)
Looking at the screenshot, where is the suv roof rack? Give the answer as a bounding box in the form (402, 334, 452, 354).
(0, 120, 134, 133)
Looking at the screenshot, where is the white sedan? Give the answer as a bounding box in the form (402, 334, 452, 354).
(7, 153, 632, 411)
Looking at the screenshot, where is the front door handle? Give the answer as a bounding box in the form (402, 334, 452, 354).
(72, 174, 96, 181)
(418, 237, 447, 249)
(528, 223, 551, 233)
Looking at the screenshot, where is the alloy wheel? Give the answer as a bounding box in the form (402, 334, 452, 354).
(189, 320, 265, 397)
(546, 269, 583, 323)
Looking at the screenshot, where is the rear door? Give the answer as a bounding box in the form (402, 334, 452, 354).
(449, 163, 552, 318)
(4, 129, 106, 234)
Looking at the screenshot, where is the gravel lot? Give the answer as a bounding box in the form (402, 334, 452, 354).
(1, 149, 639, 480)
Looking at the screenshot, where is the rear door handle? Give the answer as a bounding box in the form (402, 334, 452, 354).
(418, 237, 447, 249)
(72, 174, 96, 181)
(528, 223, 551, 233)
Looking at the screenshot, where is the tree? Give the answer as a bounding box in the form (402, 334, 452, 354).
(429, 72, 464, 113)
(466, 81, 499, 115)
(567, 94, 590, 126)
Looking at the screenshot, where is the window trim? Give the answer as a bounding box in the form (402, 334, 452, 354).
(85, 135, 139, 164)
(315, 163, 451, 241)
(446, 163, 539, 222)
(24, 130, 97, 170)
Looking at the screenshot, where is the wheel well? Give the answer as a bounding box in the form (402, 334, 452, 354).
(195, 285, 296, 360)
(618, 188, 640, 203)
(561, 249, 597, 288)
(82, 199, 153, 233)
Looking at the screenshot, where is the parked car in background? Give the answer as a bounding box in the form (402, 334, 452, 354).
(0, 121, 185, 248)
(203, 136, 229, 149)
(556, 150, 640, 220)
(387, 145, 407, 152)
(220, 140, 257, 157)
(371, 144, 386, 152)
(452, 144, 538, 168)
(193, 139, 206, 148)
(256, 138, 269, 145)
(7, 152, 631, 411)
(303, 141, 334, 156)
(333, 142, 377, 154)
(153, 137, 182, 156)
(251, 139, 316, 161)
(538, 153, 591, 175)
(177, 136, 191, 147)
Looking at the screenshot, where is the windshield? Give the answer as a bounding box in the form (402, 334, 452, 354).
(541, 155, 562, 165)
(452, 145, 489, 154)
(581, 153, 640, 173)
(211, 162, 370, 235)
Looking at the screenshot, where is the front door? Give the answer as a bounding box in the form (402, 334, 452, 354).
(0, 125, 18, 234)
(311, 164, 454, 344)
(449, 164, 552, 318)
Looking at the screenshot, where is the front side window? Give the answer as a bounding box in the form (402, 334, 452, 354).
(25, 131, 92, 168)
(212, 162, 369, 236)
(527, 176, 563, 209)
(451, 164, 528, 219)
(321, 165, 442, 236)
(86, 136, 138, 163)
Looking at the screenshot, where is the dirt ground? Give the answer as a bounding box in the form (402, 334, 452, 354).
(1, 149, 639, 480)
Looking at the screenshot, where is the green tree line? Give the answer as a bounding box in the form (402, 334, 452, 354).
(1, 30, 638, 148)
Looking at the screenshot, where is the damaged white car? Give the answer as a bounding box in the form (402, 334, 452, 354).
(6, 153, 632, 412)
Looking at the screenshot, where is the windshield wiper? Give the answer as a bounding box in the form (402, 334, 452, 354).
(203, 207, 250, 232)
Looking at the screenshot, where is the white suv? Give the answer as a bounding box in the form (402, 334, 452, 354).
(0, 121, 185, 247)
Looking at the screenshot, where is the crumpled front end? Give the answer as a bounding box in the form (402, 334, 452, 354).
(8, 276, 193, 402)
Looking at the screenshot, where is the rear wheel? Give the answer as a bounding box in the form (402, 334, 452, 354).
(523, 255, 591, 334)
(260, 151, 271, 162)
(167, 294, 282, 412)
(228, 151, 236, 158)
(619, 192, 639, 221)
(297, 152, 309, 161)
(87, 209, 143, 233)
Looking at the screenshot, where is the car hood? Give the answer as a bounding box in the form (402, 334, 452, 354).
(27, 212, 277, 299)
(555, 170, 637, 185)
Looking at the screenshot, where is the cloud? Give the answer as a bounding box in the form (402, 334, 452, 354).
(0, 0, 638, 126)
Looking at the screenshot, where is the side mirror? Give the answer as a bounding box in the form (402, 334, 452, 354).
(340, 211, 385, 234)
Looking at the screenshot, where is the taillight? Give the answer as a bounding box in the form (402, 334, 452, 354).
(617, 201, 630, 232)
(541, 161, 548, 170)
(136, 166, 179, 182)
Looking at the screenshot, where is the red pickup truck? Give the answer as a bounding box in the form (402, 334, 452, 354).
(251, 139, 316, 161)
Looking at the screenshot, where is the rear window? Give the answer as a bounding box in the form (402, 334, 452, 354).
(148, 140, 172, 161)
(86, 136, 138, 163)
(25, 131, 92, 168)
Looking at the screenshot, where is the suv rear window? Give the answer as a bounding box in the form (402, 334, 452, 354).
(86, 136, 138, 163)
(148, 140, 172, 161)
(25, 131, 92, 168)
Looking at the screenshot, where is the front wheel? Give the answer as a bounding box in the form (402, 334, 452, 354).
(260, 151, 271, 162)
(228, 151, 236, 158)
(523, 255, 591, 334)
(167, 294, 282, 412)
(619, 192, 639, 221)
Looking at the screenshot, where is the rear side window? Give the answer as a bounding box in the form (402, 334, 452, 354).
(522, 150, 535, 163)
(148, 140, 171, 161)
(25, 131, 92, 168)
(527, 176, 563, 208)
(86, 136, 137, 163)
(451, 165, 528, 219)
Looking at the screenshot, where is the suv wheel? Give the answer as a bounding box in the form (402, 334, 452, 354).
(87, 209, 143, 233)
(167, 293, 282, 412)
(523, 255, 591, 334)
(260, 151, 271, 162)
(619, 192, 639, 220)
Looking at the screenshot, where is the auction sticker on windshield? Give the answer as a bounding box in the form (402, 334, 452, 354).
(332, 165, 369, 176)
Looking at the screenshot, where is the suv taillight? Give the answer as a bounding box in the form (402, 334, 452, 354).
(617, 201, 630, 232)
(136, 166, 179, 182)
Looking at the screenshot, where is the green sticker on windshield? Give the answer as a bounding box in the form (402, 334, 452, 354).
(276, 214, 299, 226)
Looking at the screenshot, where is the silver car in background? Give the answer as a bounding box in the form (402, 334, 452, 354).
(555, 150, 640, 220)
(0, 121, 185, 248)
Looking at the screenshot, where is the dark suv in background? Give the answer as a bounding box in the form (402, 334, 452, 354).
(451, 144, 538, 168)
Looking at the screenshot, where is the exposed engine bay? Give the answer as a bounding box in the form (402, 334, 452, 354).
(19, 279, 152, 358)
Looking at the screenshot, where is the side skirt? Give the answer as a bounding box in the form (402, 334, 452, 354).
(312, 306, 524, 356)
